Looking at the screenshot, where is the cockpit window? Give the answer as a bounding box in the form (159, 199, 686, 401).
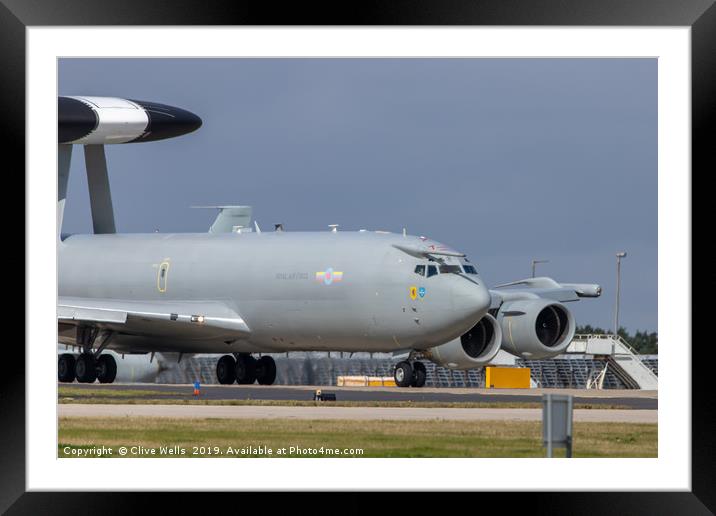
(414, 265, 426, 276)
(427, 265, 438, 277)
(439, 265, 462, 274)
(462, 265, 478, 274)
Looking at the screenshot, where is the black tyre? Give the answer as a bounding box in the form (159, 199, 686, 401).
(235, 354, 257, 385)
(394, 361, 413, 388)
(255, 356, 277, 385)
(75, 353, 97, 383)
(412, 361, 427, 388)
(216, 355, 237, 384)
(58, 354, 76, 383)
(96, 354, 117, 384)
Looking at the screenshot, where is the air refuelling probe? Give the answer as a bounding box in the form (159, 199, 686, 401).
(57, 96, 601, 387)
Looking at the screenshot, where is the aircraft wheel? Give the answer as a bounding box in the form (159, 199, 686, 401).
(235, 354, 257, 384)
(412, 361, 427, 388)
(255, 356, 277, 385)
(58, 354, 76, 383)
(75, 353, 97, 383)
(216, 355, 237, 384)
(96, 354, 117, 384)
(394, 361, 413, 388)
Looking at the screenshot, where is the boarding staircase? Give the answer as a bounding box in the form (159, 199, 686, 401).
(567, 334, 658, 390)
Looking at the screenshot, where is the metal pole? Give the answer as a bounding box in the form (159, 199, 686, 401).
(614, 256, 620, 336)
(546, 394, 553, 458)
(566, 395, 573, 458)
(614, 252, 627, 337)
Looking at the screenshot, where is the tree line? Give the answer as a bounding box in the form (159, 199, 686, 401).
(575, 325, 658, 354)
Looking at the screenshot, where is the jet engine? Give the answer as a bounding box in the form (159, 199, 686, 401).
(425, 314, 502, 370)
(496, 299, 575, 359)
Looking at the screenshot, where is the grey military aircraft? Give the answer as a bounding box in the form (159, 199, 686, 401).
(57, 96, 601, 388)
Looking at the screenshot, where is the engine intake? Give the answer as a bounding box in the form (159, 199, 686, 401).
(426, 314, 502, 370)
(498, 299, 575, 359)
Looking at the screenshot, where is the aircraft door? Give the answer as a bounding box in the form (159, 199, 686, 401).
(157, 261, 170, 293)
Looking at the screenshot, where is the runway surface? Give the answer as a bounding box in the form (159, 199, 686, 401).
(58, 403, 657, 423)
(59, 382, 657, 409)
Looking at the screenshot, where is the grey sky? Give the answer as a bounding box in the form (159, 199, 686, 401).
(59, 58, 657, 332)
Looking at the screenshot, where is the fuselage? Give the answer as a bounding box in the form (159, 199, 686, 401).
(58, 231, 490, 354)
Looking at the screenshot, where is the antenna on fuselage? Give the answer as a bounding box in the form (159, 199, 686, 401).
(328, 224, 339, 233)
(84, 145, 116, 234)
(274, 223, 284, 232)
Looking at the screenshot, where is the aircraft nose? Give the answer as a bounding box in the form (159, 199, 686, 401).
(451, 276, 491, 321)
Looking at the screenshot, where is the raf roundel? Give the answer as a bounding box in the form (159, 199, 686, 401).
(315, 268, 344, 286)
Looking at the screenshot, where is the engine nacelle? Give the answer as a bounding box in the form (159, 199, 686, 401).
(497, 299, 575, 359)
(425, 314, 502, 370)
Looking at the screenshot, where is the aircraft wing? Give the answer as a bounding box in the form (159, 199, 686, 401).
(58, 297, 251, 340)
(489, 276, 601, 307)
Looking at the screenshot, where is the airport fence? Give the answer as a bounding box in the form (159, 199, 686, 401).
(156, 353, 658, 389)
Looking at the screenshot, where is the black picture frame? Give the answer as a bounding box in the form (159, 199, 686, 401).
(4, 0, 712, 512)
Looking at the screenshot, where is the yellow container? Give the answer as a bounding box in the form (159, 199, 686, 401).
(485, 367, 531, 389)
(337, 375, 397, 387)
(367, 377, 397, 387)
(336, 376, 367, 387)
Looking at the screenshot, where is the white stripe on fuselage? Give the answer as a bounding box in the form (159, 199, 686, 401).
(66, 96, 149, 144)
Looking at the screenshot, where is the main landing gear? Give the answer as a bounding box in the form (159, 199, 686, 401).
(58, 326, 118, 384)
(216, 354, 277, 385)
(394, 360, 427, 388)
(58, 352, 117, 383)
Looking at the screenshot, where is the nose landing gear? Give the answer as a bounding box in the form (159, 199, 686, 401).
(394, 360, 427, 388)
(412, 361, 427, 387)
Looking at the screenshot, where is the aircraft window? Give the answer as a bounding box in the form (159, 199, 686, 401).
(463, 265, 478, 274)
(427, 265, 438, 277)
(439, 265, 463, 274)
(414, 265, 426, 276)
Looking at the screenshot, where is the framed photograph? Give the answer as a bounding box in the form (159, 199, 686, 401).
(5, 0, 712, 511)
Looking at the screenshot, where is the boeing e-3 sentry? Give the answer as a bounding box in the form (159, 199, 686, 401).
(57, 96, 601, 388)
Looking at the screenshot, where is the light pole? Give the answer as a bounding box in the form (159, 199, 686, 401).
(531, 259, 549, 278)
(614, 251, 627, 337)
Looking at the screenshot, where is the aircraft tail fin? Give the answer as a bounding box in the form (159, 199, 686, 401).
(192, 205, 253, 233)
